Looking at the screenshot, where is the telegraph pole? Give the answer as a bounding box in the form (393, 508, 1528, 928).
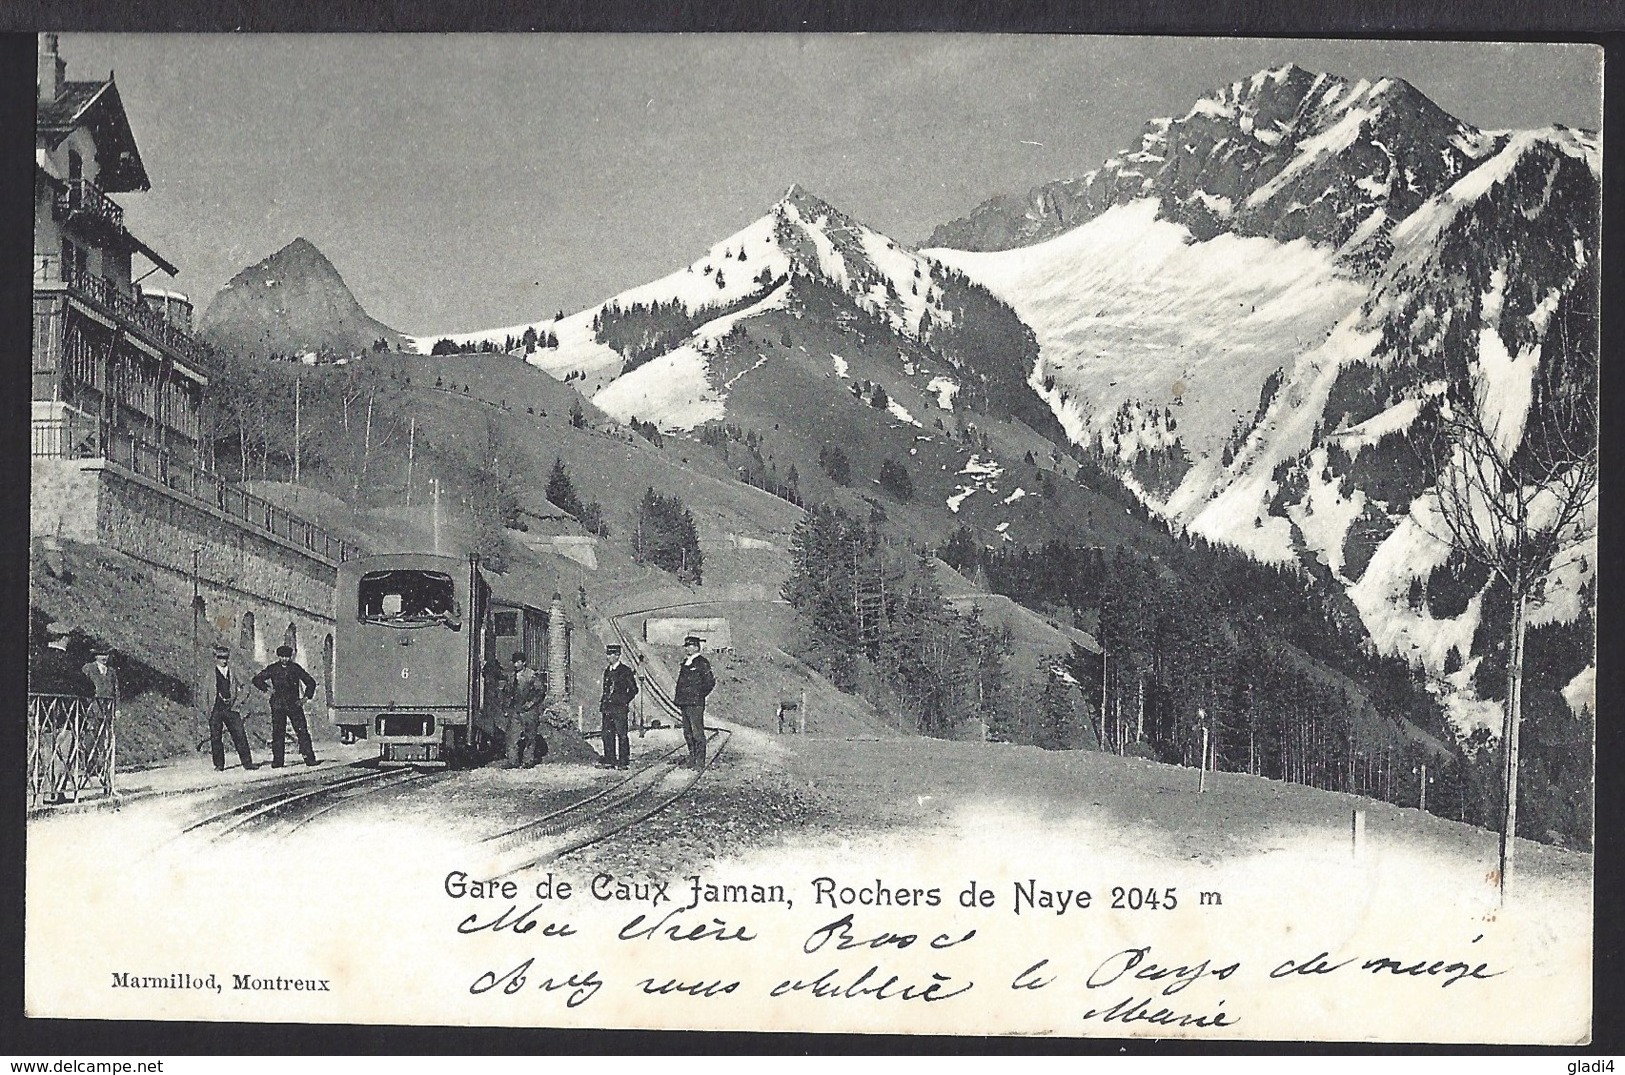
(1198, 707, 1209, 793)
(293, 371, 301, 487)
(406, 416, 416, 507)
(191, 546, 204, 749)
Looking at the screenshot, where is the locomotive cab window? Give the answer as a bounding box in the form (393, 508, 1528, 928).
(493, 611, 519, 636)
(358, 570, 460, 628)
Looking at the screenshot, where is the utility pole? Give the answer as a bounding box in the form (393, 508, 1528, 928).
(406, 416, 416, 507)
(293, 371, 301, 488)
(432, 478, 441, 554)
(191, 546, 204, 748)
(1198, 707, 1208, 793)
(1100, 646, 1108, 751)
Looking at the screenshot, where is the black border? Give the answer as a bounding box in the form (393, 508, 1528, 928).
(2, 3, 1620, 1058)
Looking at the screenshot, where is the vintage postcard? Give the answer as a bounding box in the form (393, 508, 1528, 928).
(24, 33, 1598, 1045)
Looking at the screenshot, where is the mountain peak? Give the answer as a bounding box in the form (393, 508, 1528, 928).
(267, 236, 336, 270)
(776, 183, 839, 217)
(201, 236, 401, 356)
(279, 236, 323, 258)
(931, 65, 1489, 253)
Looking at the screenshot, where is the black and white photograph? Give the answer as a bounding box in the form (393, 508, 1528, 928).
(21, 31, 1600, 1044)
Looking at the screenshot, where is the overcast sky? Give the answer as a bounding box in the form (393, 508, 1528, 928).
(58, 34, 1602, 337)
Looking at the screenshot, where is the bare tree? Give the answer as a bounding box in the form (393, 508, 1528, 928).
(1421, 321, 1597, 903)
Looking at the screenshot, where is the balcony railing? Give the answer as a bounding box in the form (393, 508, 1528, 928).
(35, 255, 215, 375)
(27, 695, 116, 807)
(32, 419, 365, 565)
(54, 177, 125, 233)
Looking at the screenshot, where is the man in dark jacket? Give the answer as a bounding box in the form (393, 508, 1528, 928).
(477, 656, 507, 758)
(81, 649, 119, 704)
(598, 644, 639, 770)
(202, 643, 256, 772)
(674, 635, 715, 768)
(504, 652, 548, 768)
(79, 648, 119, 786)
(251, 645, 319, 768)
(30, 622, 90, 803)
(30, 622, 90, 696)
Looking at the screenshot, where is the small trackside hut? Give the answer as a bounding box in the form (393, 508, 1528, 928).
(331, 552, 491, 766)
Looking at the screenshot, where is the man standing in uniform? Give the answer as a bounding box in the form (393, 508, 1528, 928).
(598, 643, 639, 770)
(674, 635, 715, 769)
(252, 645, 319, 768)
(504, 651, 548, 768)
(202, 643, 256, 772)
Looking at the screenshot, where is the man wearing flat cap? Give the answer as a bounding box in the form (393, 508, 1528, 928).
(32, 621, 90, 696)
(82, 648, 119, 703)
(253, 644, 319, 767)
(598, 643, 639, 770)
(201, 643, 256, 772)
(504, 651, 548, 768)
(674, 635, 716, 769)
(79, 648, 119, 788)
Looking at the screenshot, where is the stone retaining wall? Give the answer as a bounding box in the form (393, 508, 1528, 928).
(33, 459, 342, 679)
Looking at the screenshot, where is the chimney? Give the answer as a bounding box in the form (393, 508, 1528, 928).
(38, 34, 65, 105)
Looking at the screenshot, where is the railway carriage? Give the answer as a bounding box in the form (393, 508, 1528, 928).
(331, 553, 491, 766)
(331, 552, 566, 766)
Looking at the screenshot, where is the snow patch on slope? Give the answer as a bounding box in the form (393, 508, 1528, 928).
(927, 376, 959, 410)
(592, 283, 789, 430)
(1288, 447, 1366, 578)
(930, 199, 1366, 474)
(592, 346, 724, 431)
(1184, 308, 1382, 564)
(886, 399, 921, 427)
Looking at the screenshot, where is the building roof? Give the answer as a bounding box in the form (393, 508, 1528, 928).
(37, 77, 150, 193)
(36, 79, 107, 128)
(127, 231, 179, 276)
(517, 495, 577, 522)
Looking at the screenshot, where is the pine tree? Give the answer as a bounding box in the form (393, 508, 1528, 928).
(1035, 669, 1073, 750)
(546, 457, 584, 517)
(819, 444, 851, 485)
(879, 458, 913, 501)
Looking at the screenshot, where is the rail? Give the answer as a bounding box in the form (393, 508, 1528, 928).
(31, 421, 365, 564)
(27, 695, 116, 808)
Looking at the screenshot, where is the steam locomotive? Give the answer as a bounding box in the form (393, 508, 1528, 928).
(329, 553, 557, 766)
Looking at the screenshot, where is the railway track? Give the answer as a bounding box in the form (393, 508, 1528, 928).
(169, 604, 725, 859)
(481, 728, 730, 877)
(174, 765, 447, 844)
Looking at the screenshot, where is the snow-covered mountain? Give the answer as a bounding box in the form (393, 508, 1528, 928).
(413, 186, 1133, 555)
(927, 68, 1599, 733)
(411, 186, 953, 417)
(415, 66, 1596, 737)
(929, 64, 1498, 256)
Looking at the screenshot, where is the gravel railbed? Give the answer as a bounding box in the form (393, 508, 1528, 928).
(562, 735, 896, 876)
